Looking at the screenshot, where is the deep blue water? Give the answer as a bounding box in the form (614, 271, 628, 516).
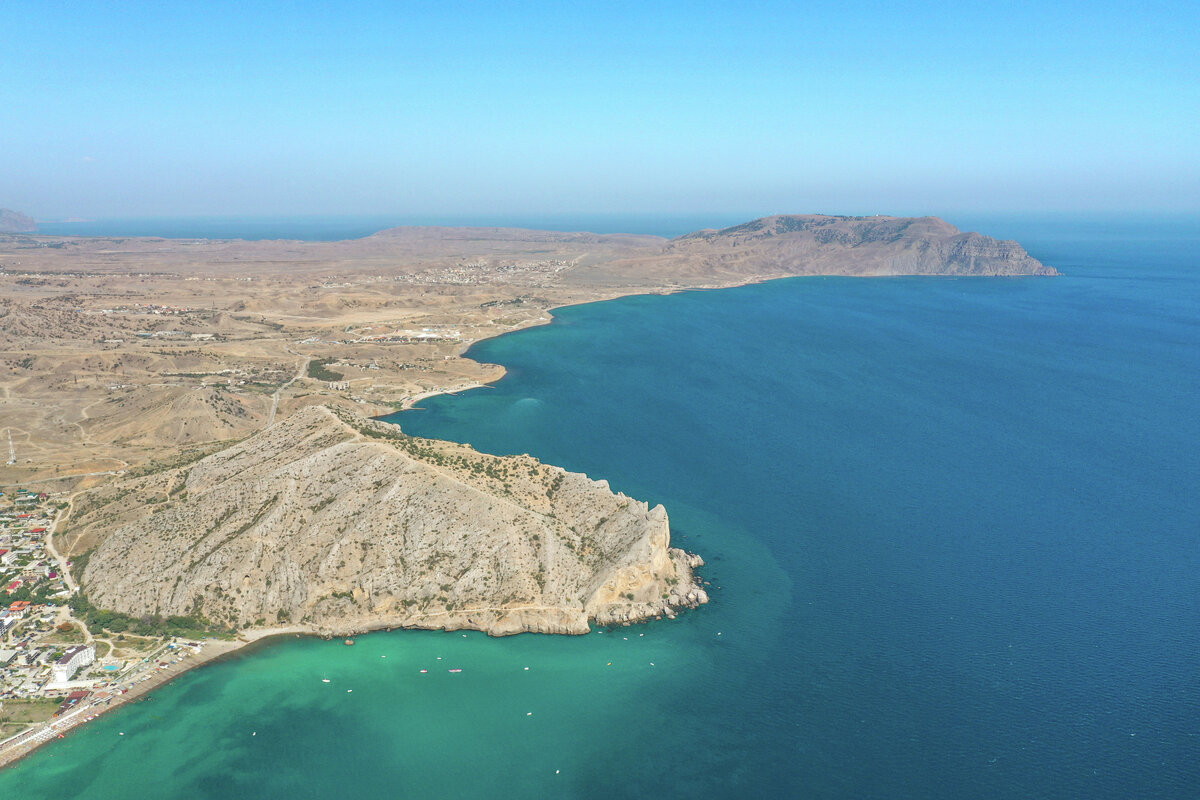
(389, 217, 1200, 798)
(2, 216, 1197, 798)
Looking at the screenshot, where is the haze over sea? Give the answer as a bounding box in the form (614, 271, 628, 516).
(33, 213, 762, 240)
(3, 216, 1198, 799)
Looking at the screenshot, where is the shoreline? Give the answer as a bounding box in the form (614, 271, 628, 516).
(0, 573, 711, 772)
(0, 626, 304, 770)
(0, 269, 1045, 772)
(0, 284, 729, 772)
(389, 277, 781, 416)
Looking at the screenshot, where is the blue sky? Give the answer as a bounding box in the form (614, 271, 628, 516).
(3, 1, 1197, 219)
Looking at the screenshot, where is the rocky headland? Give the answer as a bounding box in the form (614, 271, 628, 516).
(571, 214, 1056, 285)
(71, 406, 708, 637)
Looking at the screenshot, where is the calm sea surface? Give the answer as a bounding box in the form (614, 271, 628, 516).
(3, 217, 1198, 799)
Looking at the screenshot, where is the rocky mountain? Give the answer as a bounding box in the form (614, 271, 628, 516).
(568, 214, 1056, 285)
(0, 209, 37, 233)
(75, 406, 707, 636)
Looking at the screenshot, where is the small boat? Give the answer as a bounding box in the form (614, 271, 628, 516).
(321, 678, 330, 683)
(448, 668, 462, 673)
(344, 639, 355, 646)
(419, 669, 428, 673)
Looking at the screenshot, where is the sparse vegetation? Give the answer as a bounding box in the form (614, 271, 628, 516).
(68, 593, 229, 638)
(306, 358, 344, 382)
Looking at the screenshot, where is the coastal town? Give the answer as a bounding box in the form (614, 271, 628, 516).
(0, 489, 218, 765)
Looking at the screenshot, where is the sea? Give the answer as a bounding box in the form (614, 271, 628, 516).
(2, 215, 1198, 799)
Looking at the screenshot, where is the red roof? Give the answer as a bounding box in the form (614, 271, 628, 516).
(10, 601, 31, 610)
(30, 527, 47, 533)
(5, 581, 21, 592)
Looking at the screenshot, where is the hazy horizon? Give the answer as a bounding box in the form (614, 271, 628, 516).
(4, 1, 1197, 219)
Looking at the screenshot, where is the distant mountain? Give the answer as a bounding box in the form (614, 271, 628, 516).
(0, 209, 37, 233)
(568, 214, 1056, 285)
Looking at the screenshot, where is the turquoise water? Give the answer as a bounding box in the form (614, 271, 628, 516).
(4, 218, 1199, 798)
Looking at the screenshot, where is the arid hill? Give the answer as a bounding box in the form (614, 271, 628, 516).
(72, 406, 707, 636)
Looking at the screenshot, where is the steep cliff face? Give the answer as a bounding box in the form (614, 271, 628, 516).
(78, 406, 706, 635)
(569, 214, 1055, 285)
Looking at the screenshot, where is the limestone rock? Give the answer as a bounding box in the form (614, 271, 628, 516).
(78, 406, 706, 635)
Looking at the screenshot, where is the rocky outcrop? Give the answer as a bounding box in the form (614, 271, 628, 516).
(78, 406, 706, 635)
(0, 209, 36, 234)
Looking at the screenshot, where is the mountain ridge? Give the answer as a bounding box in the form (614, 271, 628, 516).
(74, 406, 708, 637)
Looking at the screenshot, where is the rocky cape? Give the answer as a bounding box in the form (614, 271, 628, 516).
(569, 214, 1056, 285)
(74, 406, 707, 636)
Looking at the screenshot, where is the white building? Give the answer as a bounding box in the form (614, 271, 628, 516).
(51, 644, 95, 683)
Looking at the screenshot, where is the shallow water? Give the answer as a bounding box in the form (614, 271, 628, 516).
(4, 217, 1198, 799)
